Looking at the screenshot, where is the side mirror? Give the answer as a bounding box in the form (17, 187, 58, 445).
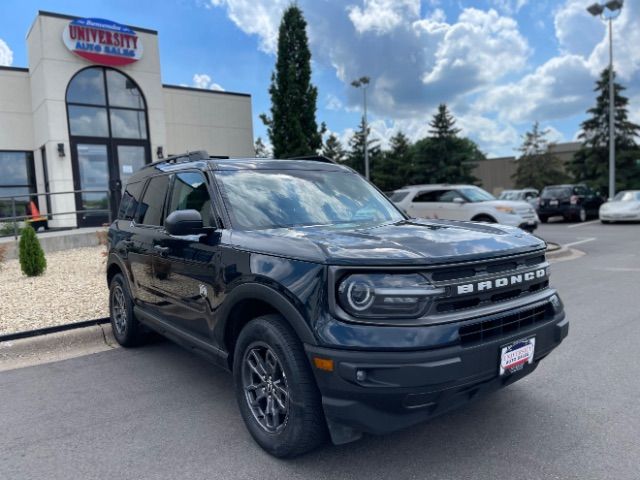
(165, 209, 205, 236)
(453, 197, 465, 204)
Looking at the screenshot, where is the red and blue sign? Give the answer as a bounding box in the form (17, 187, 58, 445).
(62, 18, 143, 66)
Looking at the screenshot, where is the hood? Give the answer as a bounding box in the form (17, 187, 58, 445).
(229, 219, 545, 266)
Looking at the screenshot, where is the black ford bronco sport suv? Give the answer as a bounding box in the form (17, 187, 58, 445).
(107, 151, 568, 457)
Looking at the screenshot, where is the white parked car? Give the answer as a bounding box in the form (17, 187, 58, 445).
(599, 190, 640, 223)
(390, 184, 539, 231)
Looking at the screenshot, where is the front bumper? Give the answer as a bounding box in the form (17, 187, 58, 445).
(306, 310, 568, 443)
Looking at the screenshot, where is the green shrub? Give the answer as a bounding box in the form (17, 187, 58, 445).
(19, 226, 46, 276)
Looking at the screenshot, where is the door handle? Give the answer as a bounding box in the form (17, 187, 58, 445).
(154, 245, 169, 256)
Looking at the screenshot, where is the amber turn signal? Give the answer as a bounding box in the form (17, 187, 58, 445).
(313, 357, 334, 372)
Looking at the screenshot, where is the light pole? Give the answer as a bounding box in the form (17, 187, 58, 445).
(587, 0, 624, 200)
(351, 76, 370, 180)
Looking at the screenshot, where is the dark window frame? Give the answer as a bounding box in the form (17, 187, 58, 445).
(134, 174, 171, 227)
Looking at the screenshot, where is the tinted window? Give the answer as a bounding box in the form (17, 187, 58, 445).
(412, 190, 447, 202)
(66, 68, 106, 105)
(168, 172, 213, 227)
(573, 186, 588, 195)
(542, 187, 572, 198)
(390, 191, 410, 202)
(136, 175, 169, 226)
(110, 109, 147, 139)
(106, 70, 145, 108)
(458, 187, 495, 202)
(118, 181, 144, 221)
(439, 190, 461, 202)
(0, 151, 36, 219)
(68, 106, 109, 137)
(217, 170, 403, 229)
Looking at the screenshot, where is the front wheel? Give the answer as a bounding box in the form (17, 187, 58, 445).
(233, 315, 327, 458)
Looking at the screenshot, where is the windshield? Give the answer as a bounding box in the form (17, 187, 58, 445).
(613, 191, 640, 202)
(390, 190, 410, 202)
(217, 169, 405, 229)
(499, 191, 519, 200)
(459, 187, 495, 202)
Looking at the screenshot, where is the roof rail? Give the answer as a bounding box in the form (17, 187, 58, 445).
(147, 150, 230, 169)
(286, 155, 336, 164)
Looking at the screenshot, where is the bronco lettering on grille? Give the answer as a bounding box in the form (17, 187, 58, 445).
(456, 268, 546, 295)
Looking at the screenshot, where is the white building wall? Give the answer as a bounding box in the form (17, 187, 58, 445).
(0, 69, 34, 150)
(163, 87, 254, 157)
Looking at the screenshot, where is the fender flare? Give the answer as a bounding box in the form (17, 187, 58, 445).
(218, 282, 317, 346)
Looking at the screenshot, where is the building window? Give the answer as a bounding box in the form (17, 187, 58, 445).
(0, 151, 36, 221)
(66, 67, 147, 139)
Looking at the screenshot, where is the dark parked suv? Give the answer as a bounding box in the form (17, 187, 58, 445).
(107, 151, 569, 457)
(537, 184, 604, 222)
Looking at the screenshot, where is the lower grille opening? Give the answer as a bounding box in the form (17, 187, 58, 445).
(458, 304, 550, 347)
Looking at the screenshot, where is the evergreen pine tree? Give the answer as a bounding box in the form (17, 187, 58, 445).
(372, 131, 413, 191)
(429, 104, 461, 139)
(570, 68, 640, 192)
(346, 117, 381, 176)
(513, 122, 569, 190)
(321, 133, 347, 162)
(254, 137, 269, 158)
(260, 6, 322, 158)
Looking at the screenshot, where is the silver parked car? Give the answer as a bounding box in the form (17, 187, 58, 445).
(599, 190, 640, 223)
(499, 189, 539, 207)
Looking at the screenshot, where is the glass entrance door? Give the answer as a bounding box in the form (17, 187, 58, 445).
(74, 143, 110, 227)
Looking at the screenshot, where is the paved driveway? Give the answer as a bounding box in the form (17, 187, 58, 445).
(1, 222, 639, 479)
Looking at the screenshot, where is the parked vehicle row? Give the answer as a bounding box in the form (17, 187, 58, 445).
(599, 190, 640, 223)
(390, 184, 539, 231)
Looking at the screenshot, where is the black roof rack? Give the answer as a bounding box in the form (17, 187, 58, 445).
(147, 150, 230, 169)
(286, 155, 336, 164)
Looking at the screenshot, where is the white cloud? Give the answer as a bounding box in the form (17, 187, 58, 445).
(192, 73, 225, 91)
(554, 0, 603, 57)
(490, 0, 529, 16)
(325, 93, 343, 111)
(348, 0, 419, 35)
(208, 0, 288, 53)
(0, 38, 13, 66)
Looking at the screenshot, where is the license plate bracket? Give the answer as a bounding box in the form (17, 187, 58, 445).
(499, 337, 535, 376)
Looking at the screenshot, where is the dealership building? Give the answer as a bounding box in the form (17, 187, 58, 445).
(0, 11, 254, 228)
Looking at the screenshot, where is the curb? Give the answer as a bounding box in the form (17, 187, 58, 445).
(0, 317, 110, 343)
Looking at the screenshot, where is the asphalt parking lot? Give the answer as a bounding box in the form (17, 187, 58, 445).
(1, 220, 639, 480)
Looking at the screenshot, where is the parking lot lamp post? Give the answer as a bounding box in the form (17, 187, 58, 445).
(351, 76, 371, 180)
(587, 0, 624, 200)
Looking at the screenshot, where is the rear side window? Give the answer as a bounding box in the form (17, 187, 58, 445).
(136, 175, 170, 226)
(541, 187, 571, 199)
(390, 191, 410, 202)
(413, 190, 448, 202)
(118, 181, 144, 221)
(167, 172, 213, 227)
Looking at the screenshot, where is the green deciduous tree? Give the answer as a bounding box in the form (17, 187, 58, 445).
(19, 226, 46, 277)
(513, 122, 569, 190)
(570, 68, 640, 192)
(321, 133, 347, 162)
(260, 6, 323, 158)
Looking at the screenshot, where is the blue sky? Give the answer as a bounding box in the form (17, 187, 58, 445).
(1, 0, 638, 157)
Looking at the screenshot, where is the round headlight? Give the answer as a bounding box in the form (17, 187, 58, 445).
(343, 278, 375, 311)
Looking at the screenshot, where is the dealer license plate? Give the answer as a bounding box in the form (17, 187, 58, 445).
(499, 337, 535, 376)
(549, 200, 558, 206)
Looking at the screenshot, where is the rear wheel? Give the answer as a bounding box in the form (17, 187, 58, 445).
(539, 215, 548, 223)
(472, 215, 496, 223)
(233, 315, 327, 458)
(577, 207, 587, 222)
(109, 273, 145, 347)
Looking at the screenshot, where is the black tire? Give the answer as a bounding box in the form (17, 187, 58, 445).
(539, 215, 548, 223)
(233, 315, 327, 458)
(577, 207, 587, 222)
(601, 219, 611, 224)
(472, 215, 496, 223)
(109, 273, 145, 347)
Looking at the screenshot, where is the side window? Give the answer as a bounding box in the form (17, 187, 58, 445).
(574, 186, 587, 196)
(167, 172, 213, 227)
(136, 175, 170, 226)
(438, 190, 459, 202)
(413, 190, 445, 203)
(118, 181, 144, 221)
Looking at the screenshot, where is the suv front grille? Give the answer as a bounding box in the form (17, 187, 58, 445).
(458, 303, 550, 347)
(427, 251, 550, 315)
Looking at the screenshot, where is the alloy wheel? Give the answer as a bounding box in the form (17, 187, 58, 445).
(242, 343, 290, 433)
(111, 285, 128, 335)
